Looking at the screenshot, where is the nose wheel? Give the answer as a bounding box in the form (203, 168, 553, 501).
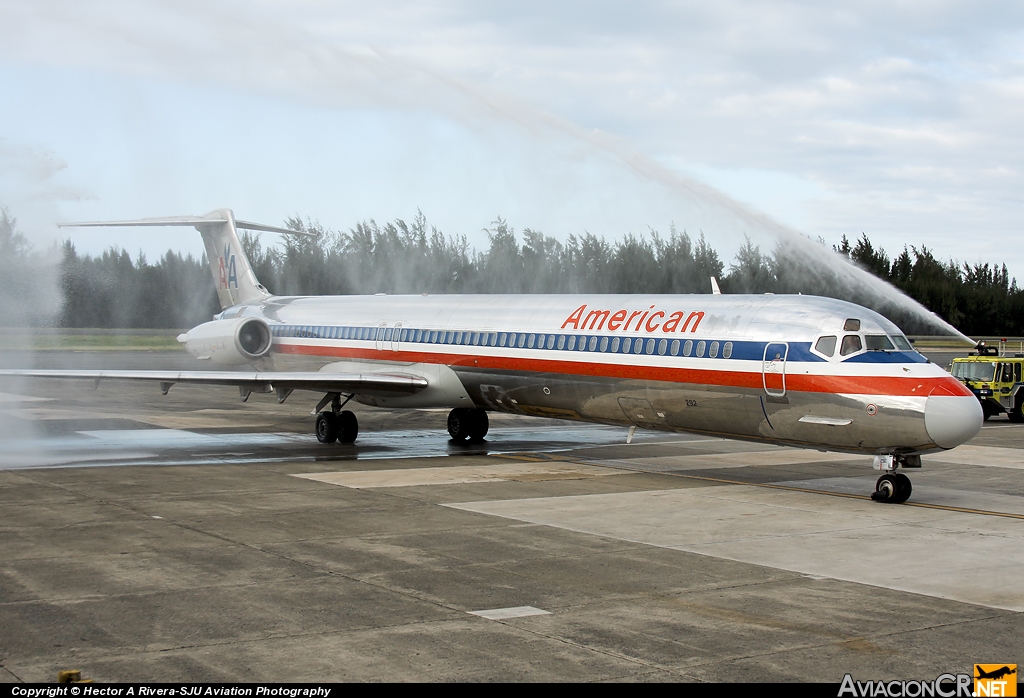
(871, 472, 912, 503)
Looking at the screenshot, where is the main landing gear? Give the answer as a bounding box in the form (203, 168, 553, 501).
(447, 408, 489, 443)
(314, 393, 358, 444)
(870, 454, 918, 504)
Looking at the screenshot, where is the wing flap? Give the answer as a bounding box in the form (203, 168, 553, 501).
(0, 370, 428, 396)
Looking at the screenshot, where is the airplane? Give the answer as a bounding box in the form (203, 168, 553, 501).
(975, 667, 1017, 681)
(0, 209, 983, 504)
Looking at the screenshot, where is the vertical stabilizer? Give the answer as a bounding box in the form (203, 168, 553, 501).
(58, 208, 314, 310)
(194, 209, 270, 308)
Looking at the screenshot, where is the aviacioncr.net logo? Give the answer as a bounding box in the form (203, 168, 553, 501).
(839, 673, 973, 698)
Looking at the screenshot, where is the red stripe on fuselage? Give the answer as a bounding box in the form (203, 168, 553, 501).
(274, 342, 972, 397)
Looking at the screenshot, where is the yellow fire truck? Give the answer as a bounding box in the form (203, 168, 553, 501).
(950, 344, 1024, 421)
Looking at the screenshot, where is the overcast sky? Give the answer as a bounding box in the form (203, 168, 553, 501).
(2, 1, 1023, 278)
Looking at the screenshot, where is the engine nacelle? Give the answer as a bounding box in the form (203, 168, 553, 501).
(177, 317, 273, 365)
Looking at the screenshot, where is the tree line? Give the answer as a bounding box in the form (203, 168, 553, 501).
(1, 204, 1020, 335)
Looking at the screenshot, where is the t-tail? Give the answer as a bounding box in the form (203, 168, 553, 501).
(58, 208, 313, 309)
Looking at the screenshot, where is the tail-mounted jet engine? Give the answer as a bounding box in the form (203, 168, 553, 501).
(177, 317, 273, 365)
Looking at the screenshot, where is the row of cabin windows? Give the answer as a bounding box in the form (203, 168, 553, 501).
(271, 324, 734, 359)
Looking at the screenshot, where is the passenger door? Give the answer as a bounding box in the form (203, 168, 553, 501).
(762, 342, 788, 397)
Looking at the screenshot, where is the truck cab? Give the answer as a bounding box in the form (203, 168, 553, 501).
(951, 353, 1024, 421)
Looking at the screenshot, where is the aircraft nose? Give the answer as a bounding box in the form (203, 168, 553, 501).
(924, 391, 983, 449)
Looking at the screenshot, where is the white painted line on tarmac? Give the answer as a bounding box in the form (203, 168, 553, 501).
(468, 606, 552, 620)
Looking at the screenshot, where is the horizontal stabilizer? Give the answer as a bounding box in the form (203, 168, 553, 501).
(0, 369, 428, 396)
(58, 216, 315, 238)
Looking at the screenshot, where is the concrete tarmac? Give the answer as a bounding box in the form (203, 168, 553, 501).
(0, 350, 1021, 682)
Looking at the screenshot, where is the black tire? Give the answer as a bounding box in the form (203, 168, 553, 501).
(316, 412, 339, 443)
(447, 408, 471, 441)
(871, 473, 898, 503)
(468, 410, 489, 442)
(893, 473, 912, 503)
(1009, 401, 1024, 423)
(982, 402, 997, 421)
(338, 410, 358, 444)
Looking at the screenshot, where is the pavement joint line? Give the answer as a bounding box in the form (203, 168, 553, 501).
(494, 451, 1024, 520)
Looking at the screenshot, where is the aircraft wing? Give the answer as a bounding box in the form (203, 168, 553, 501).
(0, 369, 428, 399)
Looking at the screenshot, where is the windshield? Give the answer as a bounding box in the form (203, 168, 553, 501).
(891, 335, 913, 351)
(952, 362, 995, 382)
(865, 334, 895, 351)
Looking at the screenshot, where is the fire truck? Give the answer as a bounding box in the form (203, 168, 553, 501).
(950, 342, 1024, 421)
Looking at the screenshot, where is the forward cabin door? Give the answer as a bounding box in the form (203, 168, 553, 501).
(762, 342, 789, 397)
(391, 322, 403, 352)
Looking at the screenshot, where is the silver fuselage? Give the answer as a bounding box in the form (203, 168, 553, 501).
(219, 292, 982, 456)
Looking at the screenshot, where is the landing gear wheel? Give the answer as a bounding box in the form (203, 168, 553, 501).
(468, 410, 488, 442)
(892, 473, 912, 503)
(338, 410, 358, 444)
(315, 412, 339, 443)
(872, 473, 912, 503)
(448, 408, 488, 442)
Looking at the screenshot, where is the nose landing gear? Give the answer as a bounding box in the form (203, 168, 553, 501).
(871, 472, 912, 503)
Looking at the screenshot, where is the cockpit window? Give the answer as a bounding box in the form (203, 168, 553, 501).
(844, 319, 861, 331)
(891, 335, 913, 351)
(814, 335, 837, 357)
(840, 334, 863, 356)
(865, 334, 895, 351)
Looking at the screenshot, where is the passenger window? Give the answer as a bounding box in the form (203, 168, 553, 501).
(670, 339, 680, 356)
(580, 336, 589, 351)
(507, 332, 516, 346)
(557, 335, 566, 350)
(696, 341, 706, 357)
(499, 333, 507, 347)
(599, 336, 609, 352)
(489, 333, 498, 346)
(611, 337, 620, 352)
(840, 335, 862, 356)
(814, 336, 837, 357)
(547, 335, 556, 350)
(528, 334, 537, 349)
(658, 339, 668, 355)
(567, 335, 576, 350)
(709, 341, 719, 358)
(589, 336, 599, 351)
(384, 328, 393, 341)
(633, 339, 644, 354)
(683, 340, 693, 356)
(723, 342, 733, 359)
(517, 334, 527, 348)
(620, 338, 630, 353)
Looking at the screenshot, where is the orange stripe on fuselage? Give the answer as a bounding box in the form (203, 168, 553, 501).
(274, 343, 972, 397)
